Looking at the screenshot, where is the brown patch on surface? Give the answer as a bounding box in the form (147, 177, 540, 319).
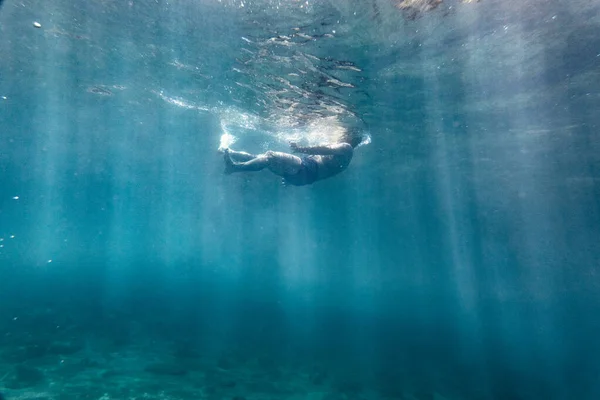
(396, 0, 442, 11)
(395, 0, 443, 19)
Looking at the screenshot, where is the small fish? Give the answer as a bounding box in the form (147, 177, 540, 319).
(87, 86, 113, 96)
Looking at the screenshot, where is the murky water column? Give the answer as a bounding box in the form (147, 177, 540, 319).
(1, 1, 600, 400)
(391, 1, 600, 398)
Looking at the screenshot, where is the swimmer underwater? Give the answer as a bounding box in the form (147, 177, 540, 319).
(222, 129, 364, 186)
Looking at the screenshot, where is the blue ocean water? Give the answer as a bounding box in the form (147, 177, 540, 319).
(1, 0, 600, 399)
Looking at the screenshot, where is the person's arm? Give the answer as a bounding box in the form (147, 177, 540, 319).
(290, 142, 352, 155)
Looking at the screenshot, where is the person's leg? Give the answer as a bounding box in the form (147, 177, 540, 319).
(224, 150, 302, 176)
(263, 151, 303, 176)
(224, 150, 268, 173)
(226, 149, 256, 162)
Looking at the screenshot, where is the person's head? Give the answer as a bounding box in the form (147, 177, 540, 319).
(340, 129, 364, 148)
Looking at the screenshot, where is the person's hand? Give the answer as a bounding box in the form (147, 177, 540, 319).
(289, 142, 300, 153)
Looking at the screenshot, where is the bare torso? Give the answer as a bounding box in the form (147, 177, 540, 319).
(312, 150, 353, 180)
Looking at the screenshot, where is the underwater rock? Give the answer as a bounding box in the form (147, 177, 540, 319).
(310, 370, 328, 385)
(321, 393, 346, 400)
(333, 377, 363, 395)
(101, 369, 121, 379)
(7, 365, 45, 388)
(172, 340, 202, 360)
(47, 342, 82, 355)
(144, 363, 188, 376)
(0, 391, 5, 400)
(1, 345, 47, 363)
(217, 355, 235, 370)
(16, 365, 45, 382)
(78, 357, 101, 368)
(2, 342, 81, 362)
(413, 390, 435, 400)
(203, 385, 218, 396)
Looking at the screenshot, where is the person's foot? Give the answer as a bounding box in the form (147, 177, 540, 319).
(223, 149, 236, 175)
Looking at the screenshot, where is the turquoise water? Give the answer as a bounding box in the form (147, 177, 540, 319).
(1, 0, 600, 399)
